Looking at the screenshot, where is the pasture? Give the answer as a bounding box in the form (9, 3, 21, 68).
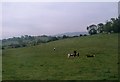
(2, 33, 118, 80)
(0, 50, 2, 81)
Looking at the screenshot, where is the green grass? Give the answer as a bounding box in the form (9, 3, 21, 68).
(0, 49, 2, 81)
(2, 33, 118, 80)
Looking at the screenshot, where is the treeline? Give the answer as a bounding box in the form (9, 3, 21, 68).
(87, 17, 120, 35)
(2, 35, 58, 49)
(2, 34, 87, 49)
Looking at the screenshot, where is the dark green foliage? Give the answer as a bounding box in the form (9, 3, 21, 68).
(50, 37, 58, 41)
(62, 35, 68, 38)
(79, 34, 83, 36)
(88, 28, 97, 35)
(104, 17, 120, 33)
(87, 24, 97, 35)
(2, 34, 87, 49)
(83, 34, 87, 36)
(9, 44, 21, 48)
(73, 35, 78, 37)
(2, 35, 59, 49)
(97, 23, 104, 33)
(1, 46, 5, 50)
(104, 21, 113, 33)
(87, 17, 120, 35)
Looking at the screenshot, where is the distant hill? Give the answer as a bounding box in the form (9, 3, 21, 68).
(2, 35, 58, 49)
(54, 32, 88, 37)
(2, 32, 88, 49)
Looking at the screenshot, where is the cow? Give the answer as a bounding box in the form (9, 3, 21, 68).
(86, 55, 95, 57)
(68, 53, 74, 58)
(68, 53, 79, 58)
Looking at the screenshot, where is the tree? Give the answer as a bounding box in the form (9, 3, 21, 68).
(73, 35, 78, 37)
(87, 24, 97, 35)
(87, 17, 120, 34)
(111, 17, 120, 33)
(118, 16, 120, 32)
(2, 46, 5, 50)
(97, 23, 104, 33)
(110, 18, 117, 33)
(79, 34, 83, 37)
(104, 21, 112, 33)
(51, 37, 58, 41)
(63, 35, 68, 38)
(101, 17, 120, 33)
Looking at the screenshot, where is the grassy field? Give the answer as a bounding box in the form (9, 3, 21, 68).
(0, 49, 2, 81)
(2, 33, 118, 80)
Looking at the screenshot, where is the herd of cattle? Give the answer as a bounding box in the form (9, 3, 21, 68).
(53, 48, 95, 58)
(67, 50, 95, 58)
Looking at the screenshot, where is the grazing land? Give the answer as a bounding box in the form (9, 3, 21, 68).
(0, 50, 2, 81)
(2, 33, 118, 80)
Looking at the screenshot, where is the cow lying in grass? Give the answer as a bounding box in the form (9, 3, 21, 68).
(86, 55, 95, 57)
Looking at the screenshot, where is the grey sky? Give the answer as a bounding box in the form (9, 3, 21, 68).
(2, 2, 118, 39)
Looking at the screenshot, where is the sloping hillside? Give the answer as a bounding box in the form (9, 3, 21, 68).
(2, 33, 118, 80)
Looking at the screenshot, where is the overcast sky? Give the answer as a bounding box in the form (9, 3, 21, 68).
(2, 2, 118, 39)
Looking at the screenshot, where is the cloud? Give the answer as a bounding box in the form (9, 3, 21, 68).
(2, 2, 118, 39)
